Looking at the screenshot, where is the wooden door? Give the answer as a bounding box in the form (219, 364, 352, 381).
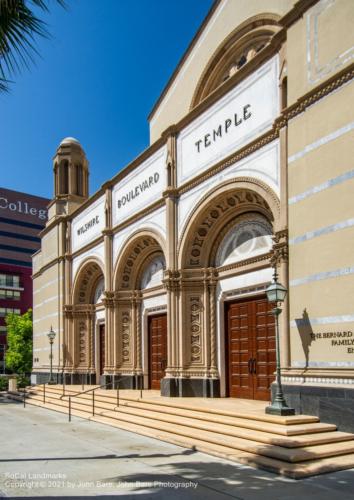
(225, 296, 275, 400)
(99, 324, 105, 376)
(148, 314, 167, 390)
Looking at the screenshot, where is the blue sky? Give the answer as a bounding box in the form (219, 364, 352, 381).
(1, 0, 213, 199)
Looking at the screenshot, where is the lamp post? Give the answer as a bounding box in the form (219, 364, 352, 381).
(265, 269, 295, 416)
(47, 326, 56, 385)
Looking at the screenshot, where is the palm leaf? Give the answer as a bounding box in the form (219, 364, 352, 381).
(0, 0, 66, 91)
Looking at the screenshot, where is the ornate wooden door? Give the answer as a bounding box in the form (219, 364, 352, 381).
(226, 296, 275, 400)
(148, 314, 167, 390)
(99, 324, 105, 376)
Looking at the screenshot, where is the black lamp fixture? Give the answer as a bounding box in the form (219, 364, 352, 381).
(47, 326, 56, 385)
(265, 269, 295, 416)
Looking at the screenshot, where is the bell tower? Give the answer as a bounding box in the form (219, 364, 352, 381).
(49, 137, 89, 219)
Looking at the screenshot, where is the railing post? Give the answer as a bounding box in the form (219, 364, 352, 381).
(23, 388, 26, 408)
(43, 383, 46, 404)
(92, 391, 95, 416)
(69, 396, 71, 422)
(63, 373, 65, 396)
(81, 373, 84, 391)
(117, 381, 119, 407)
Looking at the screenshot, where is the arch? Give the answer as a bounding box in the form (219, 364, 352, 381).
(72, 257, 105, 305)
(191, 14, 281, 108)
(75, 163, 84, 196)
(59, 159, 69, 195)
(139, 254, 166, 290)
(178, 177, 280, 269)
(114, 229, 167, 291)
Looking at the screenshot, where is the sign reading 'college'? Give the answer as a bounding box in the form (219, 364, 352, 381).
(112, 146, 166, 226)
(177, 56, 279, 185)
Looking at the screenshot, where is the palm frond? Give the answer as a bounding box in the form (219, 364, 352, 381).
(0, 0, 66, 92)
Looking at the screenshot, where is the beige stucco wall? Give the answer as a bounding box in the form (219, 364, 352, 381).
(149, 0, 293, 142)
(287, 0, 354, 106)
(32, 222, 65, 376)
(287, 1, 354, 369)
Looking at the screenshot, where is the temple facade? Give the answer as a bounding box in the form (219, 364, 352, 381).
(32, 0, 354, 428)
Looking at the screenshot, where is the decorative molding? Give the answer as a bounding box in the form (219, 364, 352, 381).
(182, 188, 272, 268)
(190, 296, 202, 364)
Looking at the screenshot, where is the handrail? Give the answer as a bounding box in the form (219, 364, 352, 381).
(60, 381, 113, 400)
(61, 380, 116, 422)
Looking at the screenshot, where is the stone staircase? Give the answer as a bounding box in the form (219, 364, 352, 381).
(8, 385, 354, 479)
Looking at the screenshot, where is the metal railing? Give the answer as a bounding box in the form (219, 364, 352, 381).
(60, 381, 118, 422)
(22, 382, 47, 407)
(22, 377, 145, 422)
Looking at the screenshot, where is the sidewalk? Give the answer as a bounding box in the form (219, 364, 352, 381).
(1, 395, 354, 499)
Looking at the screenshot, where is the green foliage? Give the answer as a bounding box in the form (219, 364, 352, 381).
(17, 374, 30, 388)
(0, 376, 9, 391)
(5, 309, 33, 374)
(0, 0, 66, 92)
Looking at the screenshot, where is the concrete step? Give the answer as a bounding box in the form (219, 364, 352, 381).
(31, 386, 334, 437)
(9, 389, 354, 479)
(63, 394, 352, 449)
(19, 391, 354, 463)
(32, 385, 320, 426)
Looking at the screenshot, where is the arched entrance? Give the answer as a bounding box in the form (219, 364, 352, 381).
(178, 178, 281, 400)
(66, 259, 105, 384)
(114, 231, 167, 390)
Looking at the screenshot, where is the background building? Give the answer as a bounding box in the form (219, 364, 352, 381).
(32, 0, 354, 431)
(0, 187, 49, 372)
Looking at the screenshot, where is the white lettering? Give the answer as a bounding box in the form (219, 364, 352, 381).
(0, 196, 47, 220)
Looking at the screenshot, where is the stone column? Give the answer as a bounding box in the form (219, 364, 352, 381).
(208, 268, 218, 376)
(271, 231, 290, 368)
(161, 126, 180, 395)
(135, 293, 142, 375)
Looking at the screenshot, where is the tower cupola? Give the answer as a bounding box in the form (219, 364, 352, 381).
(53, 137, 89, 201)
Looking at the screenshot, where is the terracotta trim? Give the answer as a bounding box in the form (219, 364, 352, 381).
(70, 235, 104, 260)
(111, 199, 165, 235)
(279, 0, 320, 29)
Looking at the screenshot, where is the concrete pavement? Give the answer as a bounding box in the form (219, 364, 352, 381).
(1, 395, 354, 499)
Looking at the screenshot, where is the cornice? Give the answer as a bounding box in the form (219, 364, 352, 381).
(279, 0, 319, 29)
(32, 256, 61, 279)
(70, 234, 104, 260)
(217, 251, 272, 274)
(284, 61, 354, 122)
(39, 215, 67, 237)
(112, 199, 165, 234)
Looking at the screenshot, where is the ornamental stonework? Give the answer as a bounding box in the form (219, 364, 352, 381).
(121, 310, 131, 362)
(188, 191, 270, 267)
(190, 296, 202, 363)
(78, 320, 86, 365)
(120, 236, 158, 289)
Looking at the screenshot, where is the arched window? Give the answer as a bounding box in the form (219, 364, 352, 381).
(281, 76, 288, 110)
(215, 214, 272, 267)
(93, 277, 105, 304)
(140, 255, 166, 290)
(76, 164, 83, 196)
(191, 16, 280, 108)
(59, 160, 69, 194)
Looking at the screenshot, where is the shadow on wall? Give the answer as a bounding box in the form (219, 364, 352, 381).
(295, 309, 314, 368)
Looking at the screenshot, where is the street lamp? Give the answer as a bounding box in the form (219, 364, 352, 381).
(47, 326, 56, 385)
(265, 270, 295, 416)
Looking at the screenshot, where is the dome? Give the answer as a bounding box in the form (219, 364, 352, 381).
(60, 137, 81, 146)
